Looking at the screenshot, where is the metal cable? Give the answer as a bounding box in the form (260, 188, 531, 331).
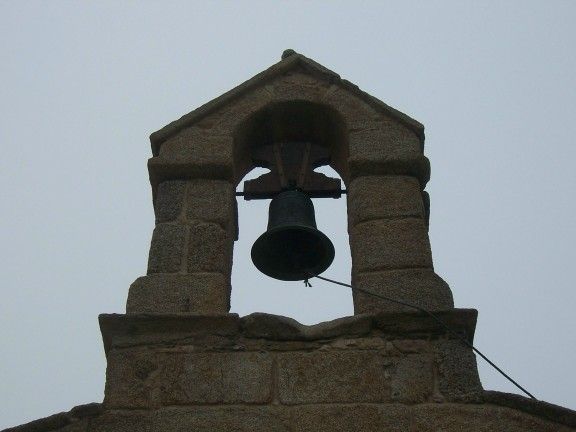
(313, 274, 536, 400)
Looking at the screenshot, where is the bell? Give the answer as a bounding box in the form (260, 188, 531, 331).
(251, 190, 335, 281)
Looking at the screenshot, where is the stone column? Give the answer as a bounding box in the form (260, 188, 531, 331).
(126, 179, 236, 314)
(348, 175, 453, 313)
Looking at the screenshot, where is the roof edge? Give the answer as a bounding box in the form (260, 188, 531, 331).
(149, 50, 424, 156)
(1, 403, 102, 432)
(484, 390, 576, 428)
(4, 391, 574, 430)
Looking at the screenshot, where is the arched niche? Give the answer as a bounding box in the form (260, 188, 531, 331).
(232, 100, 350, 187)
(230, 100, 353, 322)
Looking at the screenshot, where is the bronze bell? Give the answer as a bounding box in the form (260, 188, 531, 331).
(251, 190, 335, 281)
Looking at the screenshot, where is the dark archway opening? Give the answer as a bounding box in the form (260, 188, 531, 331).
(230, 101, 352, 323)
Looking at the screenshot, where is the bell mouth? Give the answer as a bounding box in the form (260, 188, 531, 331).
(251, 225, 335, 281)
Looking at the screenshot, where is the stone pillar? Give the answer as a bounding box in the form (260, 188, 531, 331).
(347, 176, 453, 314)
(126, 179, 236, 314)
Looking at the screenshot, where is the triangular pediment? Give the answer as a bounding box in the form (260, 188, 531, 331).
(150, 50, 424, 156)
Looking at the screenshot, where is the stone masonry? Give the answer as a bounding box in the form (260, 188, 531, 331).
(136, 48, 453, 316)
(6, 311, 575, 431)
(4, 51, 575, 431)
(128, 179, 235, 314)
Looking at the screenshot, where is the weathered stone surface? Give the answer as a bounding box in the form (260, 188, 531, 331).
(2, 417, 88, 432)
(353, 269, 454, 314)
(187, 223, 233, 274)
(350, 218, 432, 272)
(14, 403, 572, 432)
(321, 85, 382, 124)
(241, 313, 304, 341)
(291, 404, 413, 432)
(152, 407, 290, 432)
(147, 223, 186, 274)
(240, 312, 372, 341)
(70, 404, 103, 421)
(349, 117, 421, 156)
(347, 175, 424, 227)
(9, 401, 575, 432)
(391, 355, 434, 403)
(388, 339, 430, 354)
(99, 314, 240, 354)
(1, 404, 101, 432)
(273, 71, 328, 102)
(103, 310, 477, 351)
(147, 158, 234, 200)
(155, 352, 272, 405)
(484, 391, 576, 428)
(348, 154, 431, 186)
(105, 350, 272, 407)
(149, 51, 424, 156)
(302, 314, 373, 340)
(278, 351, 434, 405)
(371, 310, 477, 341)
(89, 410, 151, 432)
(278, 351, 393, 403)
(434, 339, 483, 402)
(320, 336, 389, 352)
(104, 350, 157, 408)
(126, 273, 229, 314)
(158, 128, 234, 168)
(154, 180, 186, 223)
(185, 180, 235, 233)
(50, 423, 87, 432)
(413, 404, 573, 432)
(347, 120, 422, 184)
(202, 86, 275, 135)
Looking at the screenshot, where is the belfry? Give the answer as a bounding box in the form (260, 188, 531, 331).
(5, 50, 575, 431)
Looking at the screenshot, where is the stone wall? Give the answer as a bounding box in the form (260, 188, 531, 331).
(100, 311, 482, 409)
(5, 311, 575, 432)
(96, 311, 570, 431)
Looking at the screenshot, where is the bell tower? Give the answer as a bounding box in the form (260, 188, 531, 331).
(128, 48, 453, 316)
(7, 50, 575, 432)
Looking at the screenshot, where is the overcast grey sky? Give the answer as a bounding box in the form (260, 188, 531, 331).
(1, 1, 575, 429)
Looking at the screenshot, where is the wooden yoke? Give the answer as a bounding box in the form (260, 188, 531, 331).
(242, 142, 342, 200)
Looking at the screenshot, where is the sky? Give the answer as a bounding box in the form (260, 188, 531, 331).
(1, 1, 575, 429)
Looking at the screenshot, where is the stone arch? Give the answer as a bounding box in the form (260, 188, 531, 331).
(231, 99, 349, 186)
(227, 100, 355, 319)
(135, 57, 451, 316)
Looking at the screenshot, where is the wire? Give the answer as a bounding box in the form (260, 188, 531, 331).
(312, 274, 537, 400)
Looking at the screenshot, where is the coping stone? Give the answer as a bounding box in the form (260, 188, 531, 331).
(99, 309, 478, 353)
